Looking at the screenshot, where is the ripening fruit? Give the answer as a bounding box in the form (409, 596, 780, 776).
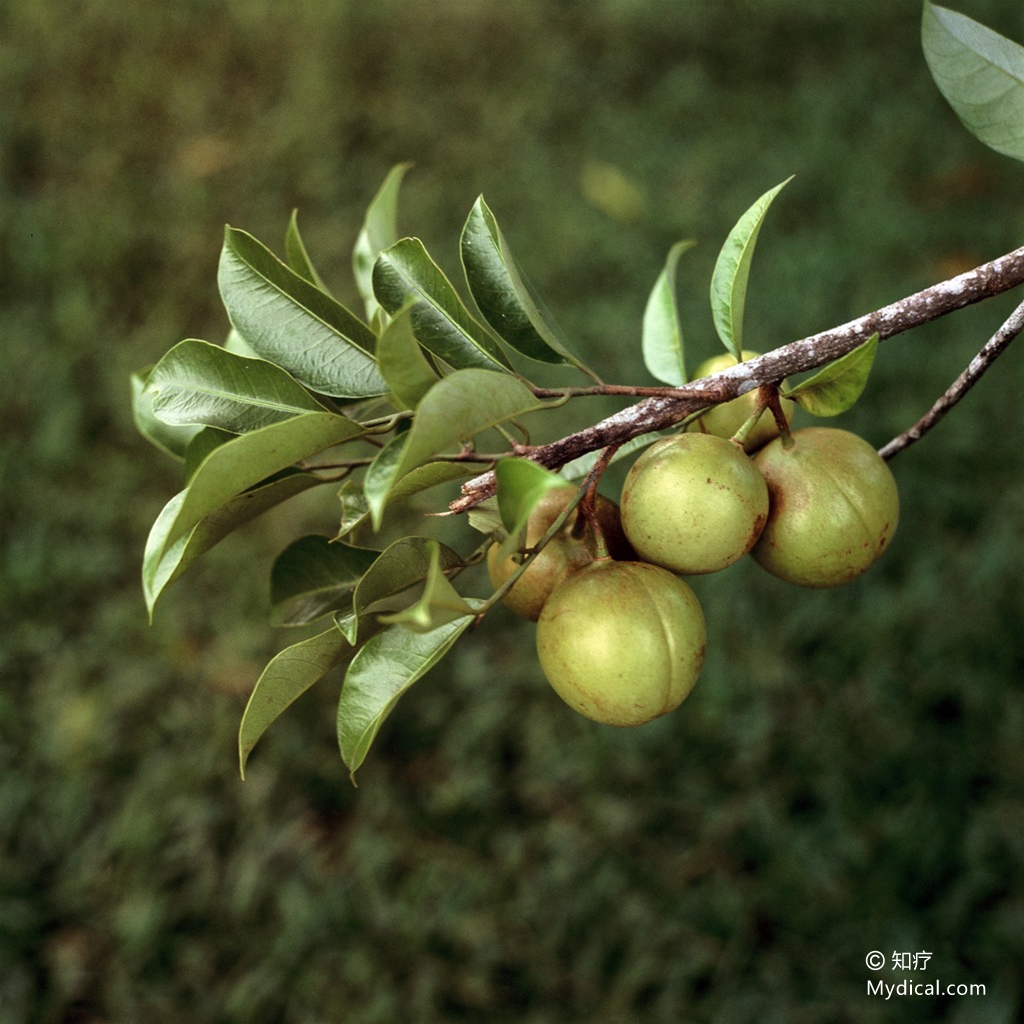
(536, 559, 706, 726)
(487, 486, 632, 621)
(752, 427, 899, 588)
(690, 350, 797, 452)
(620, 432, 769, 574)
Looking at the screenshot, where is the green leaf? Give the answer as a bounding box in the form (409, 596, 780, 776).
(375, 301, 441, 409)
(285, 209, 331, 293)
(218, 226, 388, 399)
(377, 540, 475, 633)
(467, 497, 503, 539)
(494, 458, 568, 535)
(363, 433, 410, 531)
(337, 607, 482, 781)
(143, 412, 364, 597)
(270, 535, 380, 627)
(460, 195, 582, 367)
(710, 177, 793, 359)
(335, 536, 466, 645)
(357, 369, 541, 527)
(393, 368, 542, 482)
(782, 334, 878, 417)
(239, 625, 352, 778)
(923, 3, 1024, 162)
(336, 460, 471, 543)
(223, 327, 260, 358)
(131, 368, 202, 459)
(183, 426, 233, 482)
(143, 469, 323, 618)
(335, 479, 373, 542)
(146, 339, 329, 433)
(642, 240, 697, 386)
(353, 162, 412, 324)
(372, 238, 511, 372)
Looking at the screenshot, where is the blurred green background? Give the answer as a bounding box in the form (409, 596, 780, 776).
(3, 0, 1024, 1020)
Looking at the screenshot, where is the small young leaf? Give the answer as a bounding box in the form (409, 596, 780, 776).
(146, 339, 330, 433)
(376, 301, 441, 409)
(144, 411, 365, 587)
(336, 536, 466, 644)
(239, 625, 353, 778)
(642, 240, 697, 386)
(363, 433, 410, 531)
(337, 607, 482, 781)
(270, 535, 380, 627)
(372, 238, 511, 372)
(494, 458, 569, 535)
(131, 368, 202, 459)
(782, 334, 878, 417)
(923, 2, 1024, 162)
(353, 163, 412, 323)
(143, 470, 323, 618)
(219, 227, 388, 399)
(710, 177, 793, 359)
(460, 195, 583, 367)
(285, 209, 332, 293)
(377, 540, 475, 633)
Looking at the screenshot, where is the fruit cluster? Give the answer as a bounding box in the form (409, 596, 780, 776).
(489, 409, 899, 728)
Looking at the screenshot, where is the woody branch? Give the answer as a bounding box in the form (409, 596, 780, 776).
(449, 244, 1024, 514)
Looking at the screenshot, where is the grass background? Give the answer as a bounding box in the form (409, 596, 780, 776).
(3, 0, 1024, 1020)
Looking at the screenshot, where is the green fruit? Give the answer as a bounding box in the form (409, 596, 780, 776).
(752, 427, 899, 587)
(487, 486, 632, 621)
(691, 350, 795, 452)
(536, 559, 706, 726)
(620, 432, 769, 574)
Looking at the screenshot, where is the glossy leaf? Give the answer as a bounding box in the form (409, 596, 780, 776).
(460, 195, 580, 366)
(285, 209, 331, 293)
(239, 625, 352, 778)
(270, 535, 380, 627)
(642, 240, 697, 386)
(218, 226, 388, 398)
(393, 368, 541, 483)
(353, 162, 412, 324)
(351, 453, 473, 540)
(146, 339, 329, 433)
(143, 412, 364, 594)
(183, 426, 233, 482)
(494, 457, 569, 535)
(377, 540, 474, 633)
(372, 238, 511, 372)
(131, 368, 202, 459)
(923, 3, 1024, 162)
(143, 469, 323, 618)
(710, 177, 792, 359)
(783, 334, 878, 417)
(376, 301, 440, 409)
(337, 606, 482, 781)
(363, 433, 409, 531)
(335, 536, 465, 645)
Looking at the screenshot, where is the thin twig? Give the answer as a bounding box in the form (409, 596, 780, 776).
(449, 244, 1024, 514)
(879, 298, 1024, 461)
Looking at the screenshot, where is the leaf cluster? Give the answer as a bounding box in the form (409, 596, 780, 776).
(133, 1, 1024, 780)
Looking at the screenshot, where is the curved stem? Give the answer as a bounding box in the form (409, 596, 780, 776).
(879, 297, 1024, 461)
